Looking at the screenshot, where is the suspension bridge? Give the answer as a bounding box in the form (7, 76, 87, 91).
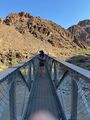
(0, 54, 90, 120)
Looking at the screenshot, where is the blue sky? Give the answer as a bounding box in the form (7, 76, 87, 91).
(0, 0, 90, 28)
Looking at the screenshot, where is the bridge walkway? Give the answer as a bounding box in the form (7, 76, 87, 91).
(24, 65, 63, 120)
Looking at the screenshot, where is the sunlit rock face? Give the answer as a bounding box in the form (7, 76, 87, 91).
(4, 12, 84, 48)
(0, 18, 3, 24)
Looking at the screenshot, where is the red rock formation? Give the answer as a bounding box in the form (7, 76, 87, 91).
(4, 12, 84, 48)
(68, 20, 90, 45)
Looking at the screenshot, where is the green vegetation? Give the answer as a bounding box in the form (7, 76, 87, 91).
(11, 58, 20, 65)
(68, 48, 90, 70)
(56, 47, 90, 70)
(75, 47, 90, 55)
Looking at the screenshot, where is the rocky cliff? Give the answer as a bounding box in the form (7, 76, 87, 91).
(0, 12, 89, 67)
(68, 20, 90, 45)
(4, 12, 85, 48)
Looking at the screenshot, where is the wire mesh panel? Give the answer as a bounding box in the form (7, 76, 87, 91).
(15, 75, 30, 120)
(0, 56, 36, 120)
(45, 55, 90, 120)
(57, 72, 72, 120)
(15, 62, 35, 120)
(57, 69, 90, 120)
(0, 79, 10, 120)
(76, 77, 90, 120)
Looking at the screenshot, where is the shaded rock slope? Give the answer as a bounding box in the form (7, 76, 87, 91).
(68, 20, 90, 45)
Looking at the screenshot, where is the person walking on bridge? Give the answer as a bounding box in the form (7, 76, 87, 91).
(38, 50, 46, 67)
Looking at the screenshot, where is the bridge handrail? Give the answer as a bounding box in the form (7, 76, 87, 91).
(0, 53, 90, 120)
(46, 55, 90, 80)
(0, 54, 89, 83)
(0, 55, 37, 83)
(0, 54, 38, 120)
(46, 54, 90, 120)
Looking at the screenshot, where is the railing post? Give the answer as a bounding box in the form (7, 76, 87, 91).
(71, 75, 78, 120)
(27, 63, 32, 89)
(50, 60, 53, 77)
(47, 58, 53, 78)
(54, 62, 57, 86)
(32, 60, 35, 80)
(9, 79, 16, 120)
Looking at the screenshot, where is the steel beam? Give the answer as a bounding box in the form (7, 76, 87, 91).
(9, 80, 16, 120)
(53, 62, 57, 86)
(27, 63, 32, 90)
(19, 71, 30, 91)
(32, 60, 36, 80)
(56, 70, 68, 89)
(71, 76, 78, 120)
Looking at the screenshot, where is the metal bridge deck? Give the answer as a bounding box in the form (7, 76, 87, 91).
(25, 66, 61, 119)
(1, 54, 90, 120)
